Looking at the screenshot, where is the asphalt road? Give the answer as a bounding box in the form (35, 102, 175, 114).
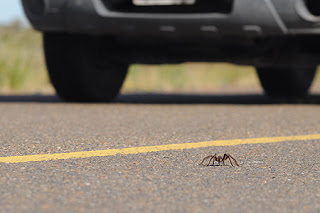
(1, 93, 320, 213)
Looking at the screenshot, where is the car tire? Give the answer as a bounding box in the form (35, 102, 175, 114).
(43, 33, 128, 102)
(256, 66, 316, 98)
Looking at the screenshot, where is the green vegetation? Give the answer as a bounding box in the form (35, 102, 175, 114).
(0, 23, 319, 94)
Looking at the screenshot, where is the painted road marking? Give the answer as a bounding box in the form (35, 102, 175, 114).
(1, 134, 319, 163)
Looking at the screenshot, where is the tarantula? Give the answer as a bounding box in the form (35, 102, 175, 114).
(199, 153, 239, 167)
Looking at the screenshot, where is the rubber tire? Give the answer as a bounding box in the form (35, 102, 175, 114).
(256, 66, 316, 98)
(43, 33, 128, 102)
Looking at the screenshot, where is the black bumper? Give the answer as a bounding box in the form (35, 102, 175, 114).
(22, 0, 320, 37)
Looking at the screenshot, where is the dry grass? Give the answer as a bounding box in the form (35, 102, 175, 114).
(0, 24, 51, 93)
(124, 63, 260, 93)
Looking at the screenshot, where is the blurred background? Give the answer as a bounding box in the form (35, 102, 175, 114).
(0, 0, 319, 95)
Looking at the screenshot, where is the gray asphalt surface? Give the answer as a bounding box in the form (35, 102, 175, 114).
(1, 93, 320, 213)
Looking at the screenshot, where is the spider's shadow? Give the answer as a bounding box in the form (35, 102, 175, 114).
(208, 164, 228, 167)
(199, 164, 225, 167)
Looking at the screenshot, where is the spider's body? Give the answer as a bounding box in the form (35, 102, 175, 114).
(199, 153, 239, 167)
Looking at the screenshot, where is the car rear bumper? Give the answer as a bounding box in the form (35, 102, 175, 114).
(22, 0, 320, 37)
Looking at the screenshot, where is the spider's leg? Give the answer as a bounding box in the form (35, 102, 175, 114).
(228, 156, 234, 166)
(207, 155, 217, 166)
(199, 155, 214, 166)
(228, 154, 240, 167)
(206, 153, 217, 166)
(222, 154, 228, 166)
(222, 158, 225, 166)
(221, 154, 233, 166)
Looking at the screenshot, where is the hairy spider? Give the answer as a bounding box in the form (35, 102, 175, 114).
(199, 153, 239, 167)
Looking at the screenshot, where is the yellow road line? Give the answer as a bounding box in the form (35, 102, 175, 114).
(1, 134, 320, 163)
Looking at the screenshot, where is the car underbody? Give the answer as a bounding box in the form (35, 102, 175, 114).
(21, 0, 320, 101)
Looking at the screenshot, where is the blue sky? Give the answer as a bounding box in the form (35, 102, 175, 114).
(0, 0, 27, 24)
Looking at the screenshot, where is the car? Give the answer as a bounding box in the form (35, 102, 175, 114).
(22, 0, 320, 102)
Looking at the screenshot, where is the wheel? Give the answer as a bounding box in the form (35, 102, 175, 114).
(43, 33, 128, 102)
(256, 66, 316, 98)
